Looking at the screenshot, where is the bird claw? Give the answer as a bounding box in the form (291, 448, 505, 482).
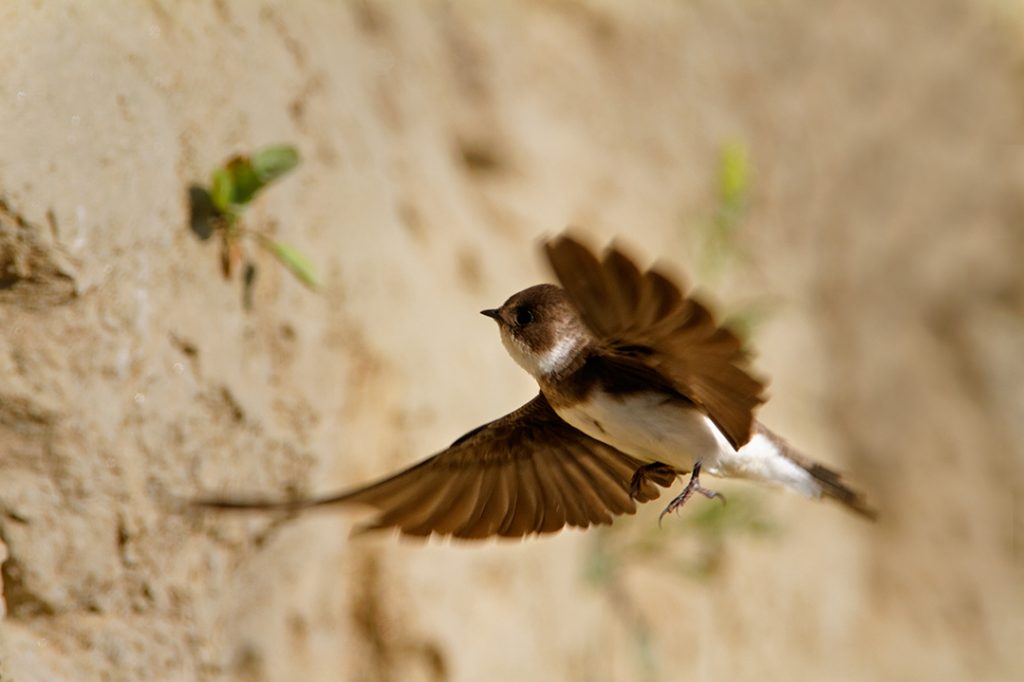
(658, 461, 725, 527)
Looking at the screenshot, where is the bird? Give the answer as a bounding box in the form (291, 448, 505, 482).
(197, 232, 875, 538)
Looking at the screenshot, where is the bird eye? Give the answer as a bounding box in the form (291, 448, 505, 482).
(514, 307, 535, 326)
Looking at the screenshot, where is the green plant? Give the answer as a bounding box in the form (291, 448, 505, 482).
(692, 139, 781, 349)
(701, 139, 751, 277)
(579, 146, 785, 678)
(189, 145, 318, 300)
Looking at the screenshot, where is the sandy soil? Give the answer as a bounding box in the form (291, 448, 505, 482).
(1, 0, 1022, 680)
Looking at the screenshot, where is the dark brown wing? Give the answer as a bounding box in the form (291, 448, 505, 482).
(544, 233, 765, 449)
(196, 394, 674, 539)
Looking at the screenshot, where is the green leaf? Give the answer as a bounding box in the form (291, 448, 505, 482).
(252, 145, 300, 184)
(718, 139, 750, 208)
(209, 146, 300, 214)
(699, 139, 753, 277)
(210, 167, 236, 214)
(264, 239, 319, 289)
(224, 156, 263, 206)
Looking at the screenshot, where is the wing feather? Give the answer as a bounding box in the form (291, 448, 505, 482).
(535, 451, 588, 528)
(545, 234, 766, 449)
(556, 446, 612, 527)
(453, 468, 502, 539)
(197, 394, 673, 539)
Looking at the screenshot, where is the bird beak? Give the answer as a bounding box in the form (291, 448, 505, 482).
(480, 308, 501, 321)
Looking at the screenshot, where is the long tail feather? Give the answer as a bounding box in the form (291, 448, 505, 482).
(756, 424, 878, 521)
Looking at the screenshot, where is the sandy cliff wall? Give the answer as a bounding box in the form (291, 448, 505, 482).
(1, 1, 1022, 680)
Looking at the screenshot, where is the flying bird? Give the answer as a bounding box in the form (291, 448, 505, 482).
(198, 233, 875, 537)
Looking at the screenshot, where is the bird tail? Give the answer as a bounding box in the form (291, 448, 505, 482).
(754, 424, 877, 520)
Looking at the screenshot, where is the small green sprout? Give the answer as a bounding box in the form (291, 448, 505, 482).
(252, 233, 319, 289)
(701, 139, 752, 277)
(189, 145, 318, 301)
(718, 139, 750, 217)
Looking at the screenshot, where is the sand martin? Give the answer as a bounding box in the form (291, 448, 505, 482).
(199, 233, 875, 537)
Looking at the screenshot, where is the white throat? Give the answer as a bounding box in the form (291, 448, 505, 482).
(501, 330, 584, 380)
(537, 334, 582, 376)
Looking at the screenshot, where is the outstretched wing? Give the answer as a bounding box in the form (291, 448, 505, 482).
(544, 233, 766, 449)
(197, 394, 676, 539)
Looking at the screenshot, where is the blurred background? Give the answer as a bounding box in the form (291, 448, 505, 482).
(1, 1, 1022, 680)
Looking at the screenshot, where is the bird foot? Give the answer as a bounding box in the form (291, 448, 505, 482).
(629, 462, 677, 500)
(658, 461, 725, 526)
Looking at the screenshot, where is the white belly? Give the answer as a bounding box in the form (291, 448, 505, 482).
(554, 391, 729, 472)
(555, 390, 820, 495)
